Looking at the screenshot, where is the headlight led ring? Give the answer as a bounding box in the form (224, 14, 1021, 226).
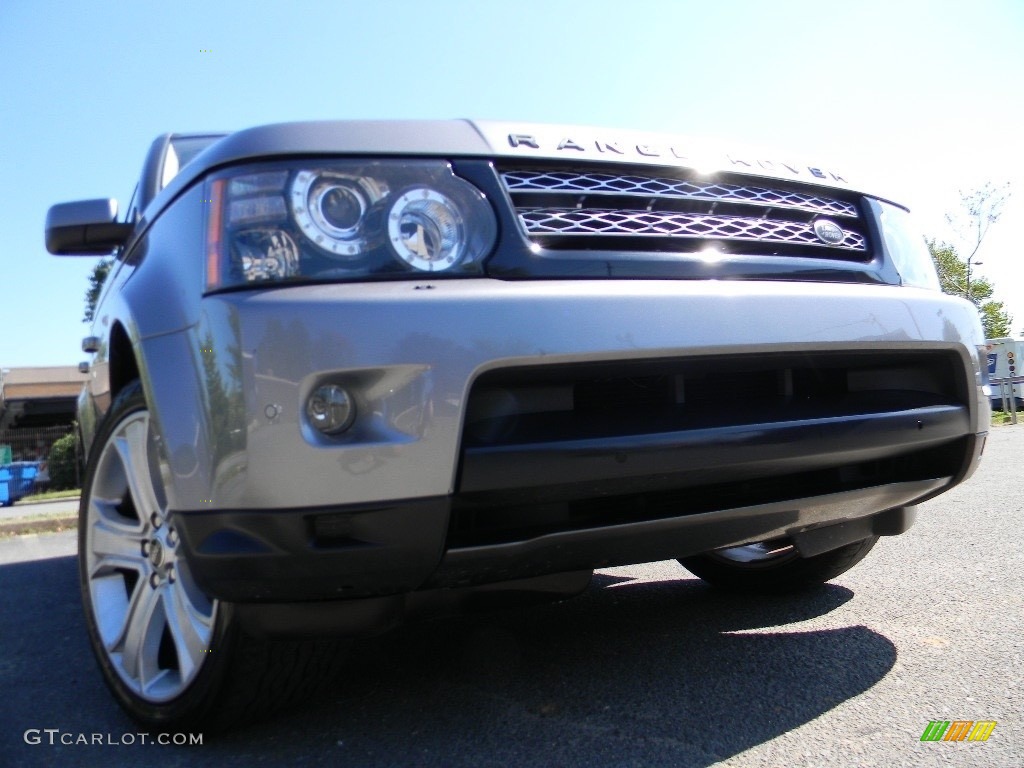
(290, 171, 387, 258)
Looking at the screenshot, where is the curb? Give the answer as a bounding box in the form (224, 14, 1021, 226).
(0, 516, 78, 538)
(10, 496, 81, 506)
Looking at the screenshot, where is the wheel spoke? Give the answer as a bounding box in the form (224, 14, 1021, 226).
(89, 513, 147, 577)
(119, 579, 165, 687)
(162, 584, 213, 682)
(113, 418, 161, 524)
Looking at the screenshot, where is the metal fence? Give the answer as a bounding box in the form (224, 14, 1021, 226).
(991, 376, 1023, 425)
(0, 424, 74, 462)
(0, 424, 79, 487)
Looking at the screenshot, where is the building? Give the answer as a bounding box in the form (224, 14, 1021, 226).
(0, 366, 87, 462)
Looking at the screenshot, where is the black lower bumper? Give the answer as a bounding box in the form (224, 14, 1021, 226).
(175, 483, 931, 638)
(173, 467, 964, 603)
(425, 479, 934, 588)
(174, 497, 450, 602)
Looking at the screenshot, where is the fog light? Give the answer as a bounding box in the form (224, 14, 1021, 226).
(306, 384, 355, 434)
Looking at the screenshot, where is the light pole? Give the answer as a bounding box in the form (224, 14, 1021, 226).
(964, 259, 983, 303)
(0, 369, 9, 447)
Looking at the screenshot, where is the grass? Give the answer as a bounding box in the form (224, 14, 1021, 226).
(17, 488, 81, 503)
(991, 410, 1021, 426)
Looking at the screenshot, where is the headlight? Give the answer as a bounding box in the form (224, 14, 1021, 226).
(872, 199, 941, 291)
(389, 188, 465, 271)
(204, 160, 497, 290)
(291, 171, 387, 258)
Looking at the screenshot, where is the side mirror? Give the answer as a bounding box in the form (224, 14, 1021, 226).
(45, 199, 134, 255)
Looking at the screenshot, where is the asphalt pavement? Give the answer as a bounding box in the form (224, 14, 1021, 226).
(0, 429, 1020, 768)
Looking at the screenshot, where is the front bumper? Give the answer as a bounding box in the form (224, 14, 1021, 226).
(144, 279, 986, 602)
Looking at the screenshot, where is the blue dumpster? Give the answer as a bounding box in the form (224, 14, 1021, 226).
(12, 462, 39, 497)
(0, 466, 11, 506)
(0, 462, 40, 505)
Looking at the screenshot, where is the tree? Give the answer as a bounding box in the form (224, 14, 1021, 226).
(83, 259, 114, 323)
(930, 240, 967, 297)
(945, 182, 1011, 268)
(981, 302, 1014, 339)
(930, 182, 1014, 339)
(929, 240, 1013, 338)
(47, 432, 80, 490)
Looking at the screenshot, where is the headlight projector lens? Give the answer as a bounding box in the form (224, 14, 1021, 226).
(306, 384, 355, 435)
(291, 171, 387, 258)
(388, 188, 465, 271)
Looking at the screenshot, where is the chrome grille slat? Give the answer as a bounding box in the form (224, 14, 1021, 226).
(502, 170, 858, 218)
(517, 209, 867, 251)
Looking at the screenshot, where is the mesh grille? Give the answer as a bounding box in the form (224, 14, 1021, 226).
(499, 167, 868, 257)
(502, 170, 858, 218)
(519, 209, 867, 251)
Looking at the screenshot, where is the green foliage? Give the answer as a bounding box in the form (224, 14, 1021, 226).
(980, 301, 1013, 338)
(931, 241, 964, 297)
(928, 239, 1013, 339)
(83, 259, 114, 323)
(47, 432, 80, 490)
(992, 410, 1020, 427)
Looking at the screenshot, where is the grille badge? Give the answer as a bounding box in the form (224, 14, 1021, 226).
(813, 219, 845, 245)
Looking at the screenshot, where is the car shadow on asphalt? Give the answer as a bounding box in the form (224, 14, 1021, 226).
(0, 556, 896, 768)
(223, 567, 895, 766)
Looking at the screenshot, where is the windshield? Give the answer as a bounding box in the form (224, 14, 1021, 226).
(160, 135, 224, 190)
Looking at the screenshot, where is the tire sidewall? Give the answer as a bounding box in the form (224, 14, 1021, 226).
(679, 536, 879, 593)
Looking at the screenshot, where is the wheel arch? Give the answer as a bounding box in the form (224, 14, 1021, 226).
(78, 319, 142, 463)
(108, 321, 140, 404)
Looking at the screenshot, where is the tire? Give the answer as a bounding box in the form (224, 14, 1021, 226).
(78, 381, 347, 732)
(678, 535, 879, 594)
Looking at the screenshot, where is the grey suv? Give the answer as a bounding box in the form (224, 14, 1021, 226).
(46, 120, 989, 730)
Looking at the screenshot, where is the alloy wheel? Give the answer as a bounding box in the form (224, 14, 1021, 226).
(82, 409, 216, 702)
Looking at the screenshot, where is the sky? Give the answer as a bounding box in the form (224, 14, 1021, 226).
(1, 0, 1022, 369)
